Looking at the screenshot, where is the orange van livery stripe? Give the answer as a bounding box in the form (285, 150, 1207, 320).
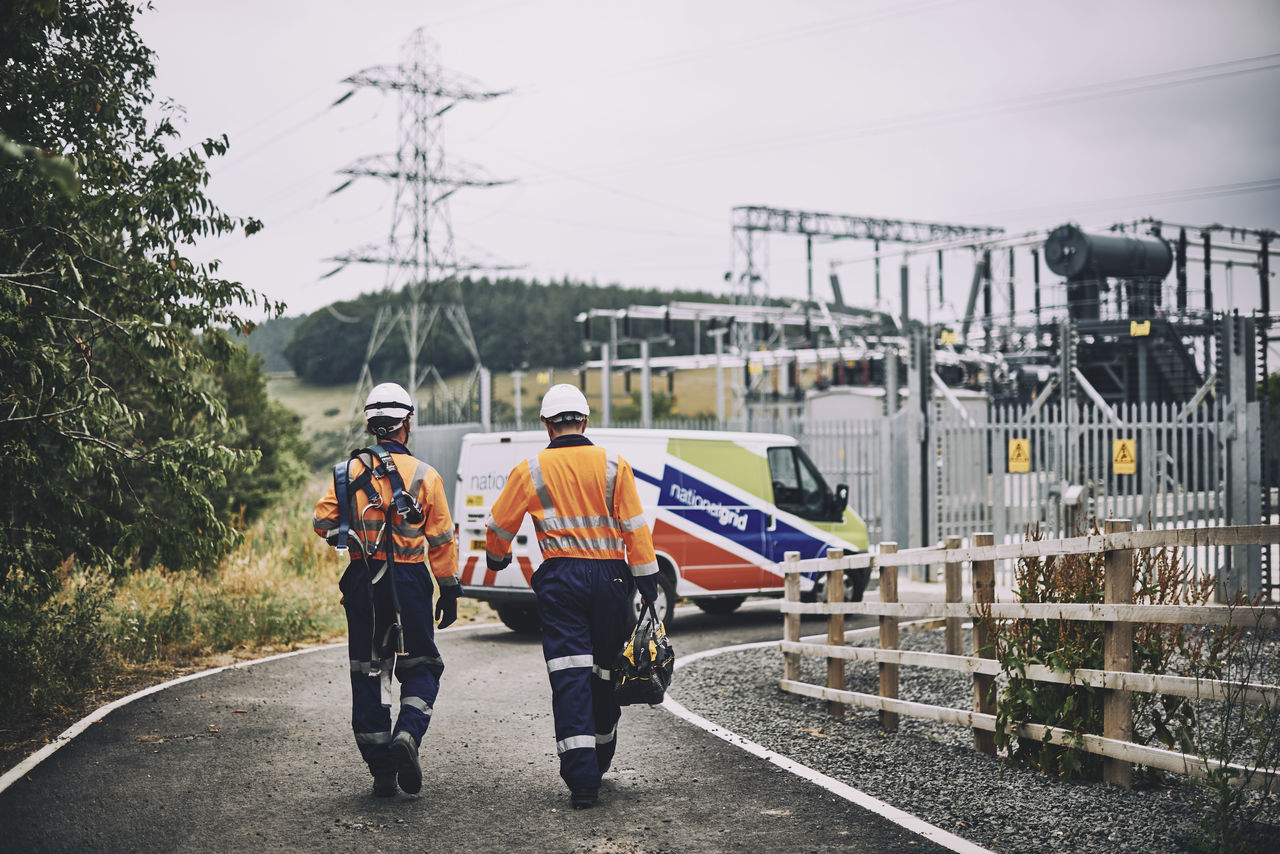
(461, 555, 480, 585)
(652, 518, 767, 591)
(476, 555, 535, 588)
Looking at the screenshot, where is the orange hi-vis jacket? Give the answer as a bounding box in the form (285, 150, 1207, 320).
(485, 441, 658, 580)
(313, 446, 458, 580)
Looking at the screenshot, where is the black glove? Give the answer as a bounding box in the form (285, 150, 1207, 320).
(486, 552, 512, 573)
(435, 582, 460, 629)
(635, 573, 659, 604)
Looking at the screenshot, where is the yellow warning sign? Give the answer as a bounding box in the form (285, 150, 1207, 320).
(940, 329, 958, 345)
(1130, 320, 1151, 337)
(748, 362, 763, 374)
(1113, 439, 1137, 475)
(536, 371, 550, 384)
(1008, 438, 1031, 473)
(465, 494, 484, 507)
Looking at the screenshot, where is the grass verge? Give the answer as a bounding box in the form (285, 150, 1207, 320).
(0, 480, 495, 776)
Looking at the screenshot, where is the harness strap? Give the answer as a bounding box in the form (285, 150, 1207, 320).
(331, 461, 352, 552)
(369, 445, 424, 525)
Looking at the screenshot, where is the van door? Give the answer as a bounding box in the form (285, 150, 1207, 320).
(765, 445, 838, 563)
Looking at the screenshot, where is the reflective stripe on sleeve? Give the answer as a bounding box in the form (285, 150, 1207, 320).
(538, 534, 624, 553)
(528, 455, 557, 518)
(630, 560, 659, 577)
(426, 529, 454, 547)
(556, 735, 596, 754)
(486, 518, 517, 541)
(618, 513, 648, 532)
(313, 517, 337, 531)
(546, 654, 594, 674)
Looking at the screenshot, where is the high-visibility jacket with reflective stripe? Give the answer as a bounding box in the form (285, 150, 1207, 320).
(313, 448, 458, 579)
(486, 440, 658, 579)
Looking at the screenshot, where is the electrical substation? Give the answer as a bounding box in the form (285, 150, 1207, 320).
(331, 33, 1278, 603)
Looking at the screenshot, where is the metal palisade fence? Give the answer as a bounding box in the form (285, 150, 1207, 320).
(455, 392, 1273, 600)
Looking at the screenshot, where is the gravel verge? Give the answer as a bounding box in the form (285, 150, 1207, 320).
(669, 626, 1279, 854)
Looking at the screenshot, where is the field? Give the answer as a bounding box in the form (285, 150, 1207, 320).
(268, 365, 743, 438)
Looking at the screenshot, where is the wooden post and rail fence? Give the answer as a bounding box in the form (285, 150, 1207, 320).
(778, 522, 1280, 789)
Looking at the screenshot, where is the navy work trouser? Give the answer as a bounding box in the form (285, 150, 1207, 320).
(532, 557, 636, 791)
(340, 559, 444, 777)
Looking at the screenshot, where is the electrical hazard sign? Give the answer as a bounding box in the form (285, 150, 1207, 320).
(1113, 439, 1137, 475)
(1008, 438, 1031, 473)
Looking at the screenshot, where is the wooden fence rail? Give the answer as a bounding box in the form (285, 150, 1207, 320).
(778, 522, 1280, 790)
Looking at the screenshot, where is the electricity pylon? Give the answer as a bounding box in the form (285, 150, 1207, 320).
(328, 28, 509, 427)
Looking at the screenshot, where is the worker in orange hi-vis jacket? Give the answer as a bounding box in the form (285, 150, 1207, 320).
(485, 384, 658, 810)
(312, 382, 459, 799)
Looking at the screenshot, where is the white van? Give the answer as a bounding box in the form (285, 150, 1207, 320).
(453, 428, 870, 633)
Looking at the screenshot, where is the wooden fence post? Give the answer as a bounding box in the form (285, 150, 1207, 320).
(972, 531, 997, 755)
(944, 534, 964, 656)
(878, 541, 899, 731)
(826, 548, 846, 717)
(1103, 518, 1135, 788)
(783, 551, 801, 684)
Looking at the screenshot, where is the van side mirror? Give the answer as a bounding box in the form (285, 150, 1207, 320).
(833, 484, 849, 519)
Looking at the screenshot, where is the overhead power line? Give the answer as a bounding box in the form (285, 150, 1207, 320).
(564, 52, 1280, 178)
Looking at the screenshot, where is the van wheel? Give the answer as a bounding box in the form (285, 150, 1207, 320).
(496, 605, 541, 634)
(693, 596, 745, 615)
(633, 572, 675, 631)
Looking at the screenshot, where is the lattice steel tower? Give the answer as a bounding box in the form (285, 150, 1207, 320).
(330, 29, 507, 425)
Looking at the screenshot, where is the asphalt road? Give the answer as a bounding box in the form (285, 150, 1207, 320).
(0, 603, 950, 853)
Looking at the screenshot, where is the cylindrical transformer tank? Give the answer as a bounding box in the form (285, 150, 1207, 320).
(1043, 224, 1173, 280)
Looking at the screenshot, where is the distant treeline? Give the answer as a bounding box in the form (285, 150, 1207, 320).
(274, 277, 732, 386)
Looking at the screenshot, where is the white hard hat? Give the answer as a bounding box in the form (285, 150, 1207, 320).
(540, 383, 590, 421)
(364, 382, 415, 421)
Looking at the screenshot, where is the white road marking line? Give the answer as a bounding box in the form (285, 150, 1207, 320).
(663, 642, 994, 854)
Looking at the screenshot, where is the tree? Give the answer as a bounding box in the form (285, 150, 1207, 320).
(0, 0, 286, 591)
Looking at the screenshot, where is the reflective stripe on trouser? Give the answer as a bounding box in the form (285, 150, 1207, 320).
(340, 559, 444, 776)
(533, 556, 636, 790)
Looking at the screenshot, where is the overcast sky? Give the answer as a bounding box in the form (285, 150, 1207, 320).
(136, 0, 1279, 327)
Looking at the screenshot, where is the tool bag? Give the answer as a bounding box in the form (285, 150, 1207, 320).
(613, 600, 675, 706)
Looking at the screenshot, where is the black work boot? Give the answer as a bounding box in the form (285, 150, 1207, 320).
(570, 787, 599, 809)
(372, 773, 397, 798)
(390, 731, 422, 794)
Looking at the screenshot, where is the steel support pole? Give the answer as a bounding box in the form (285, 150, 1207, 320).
(600, 342, 611, 428)
(640, 339, 652, 429)
(512, 369, 523, 430)
(479, 366, 491, 431)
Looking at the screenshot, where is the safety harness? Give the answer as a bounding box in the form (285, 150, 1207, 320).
(330, 443, 425, 670)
